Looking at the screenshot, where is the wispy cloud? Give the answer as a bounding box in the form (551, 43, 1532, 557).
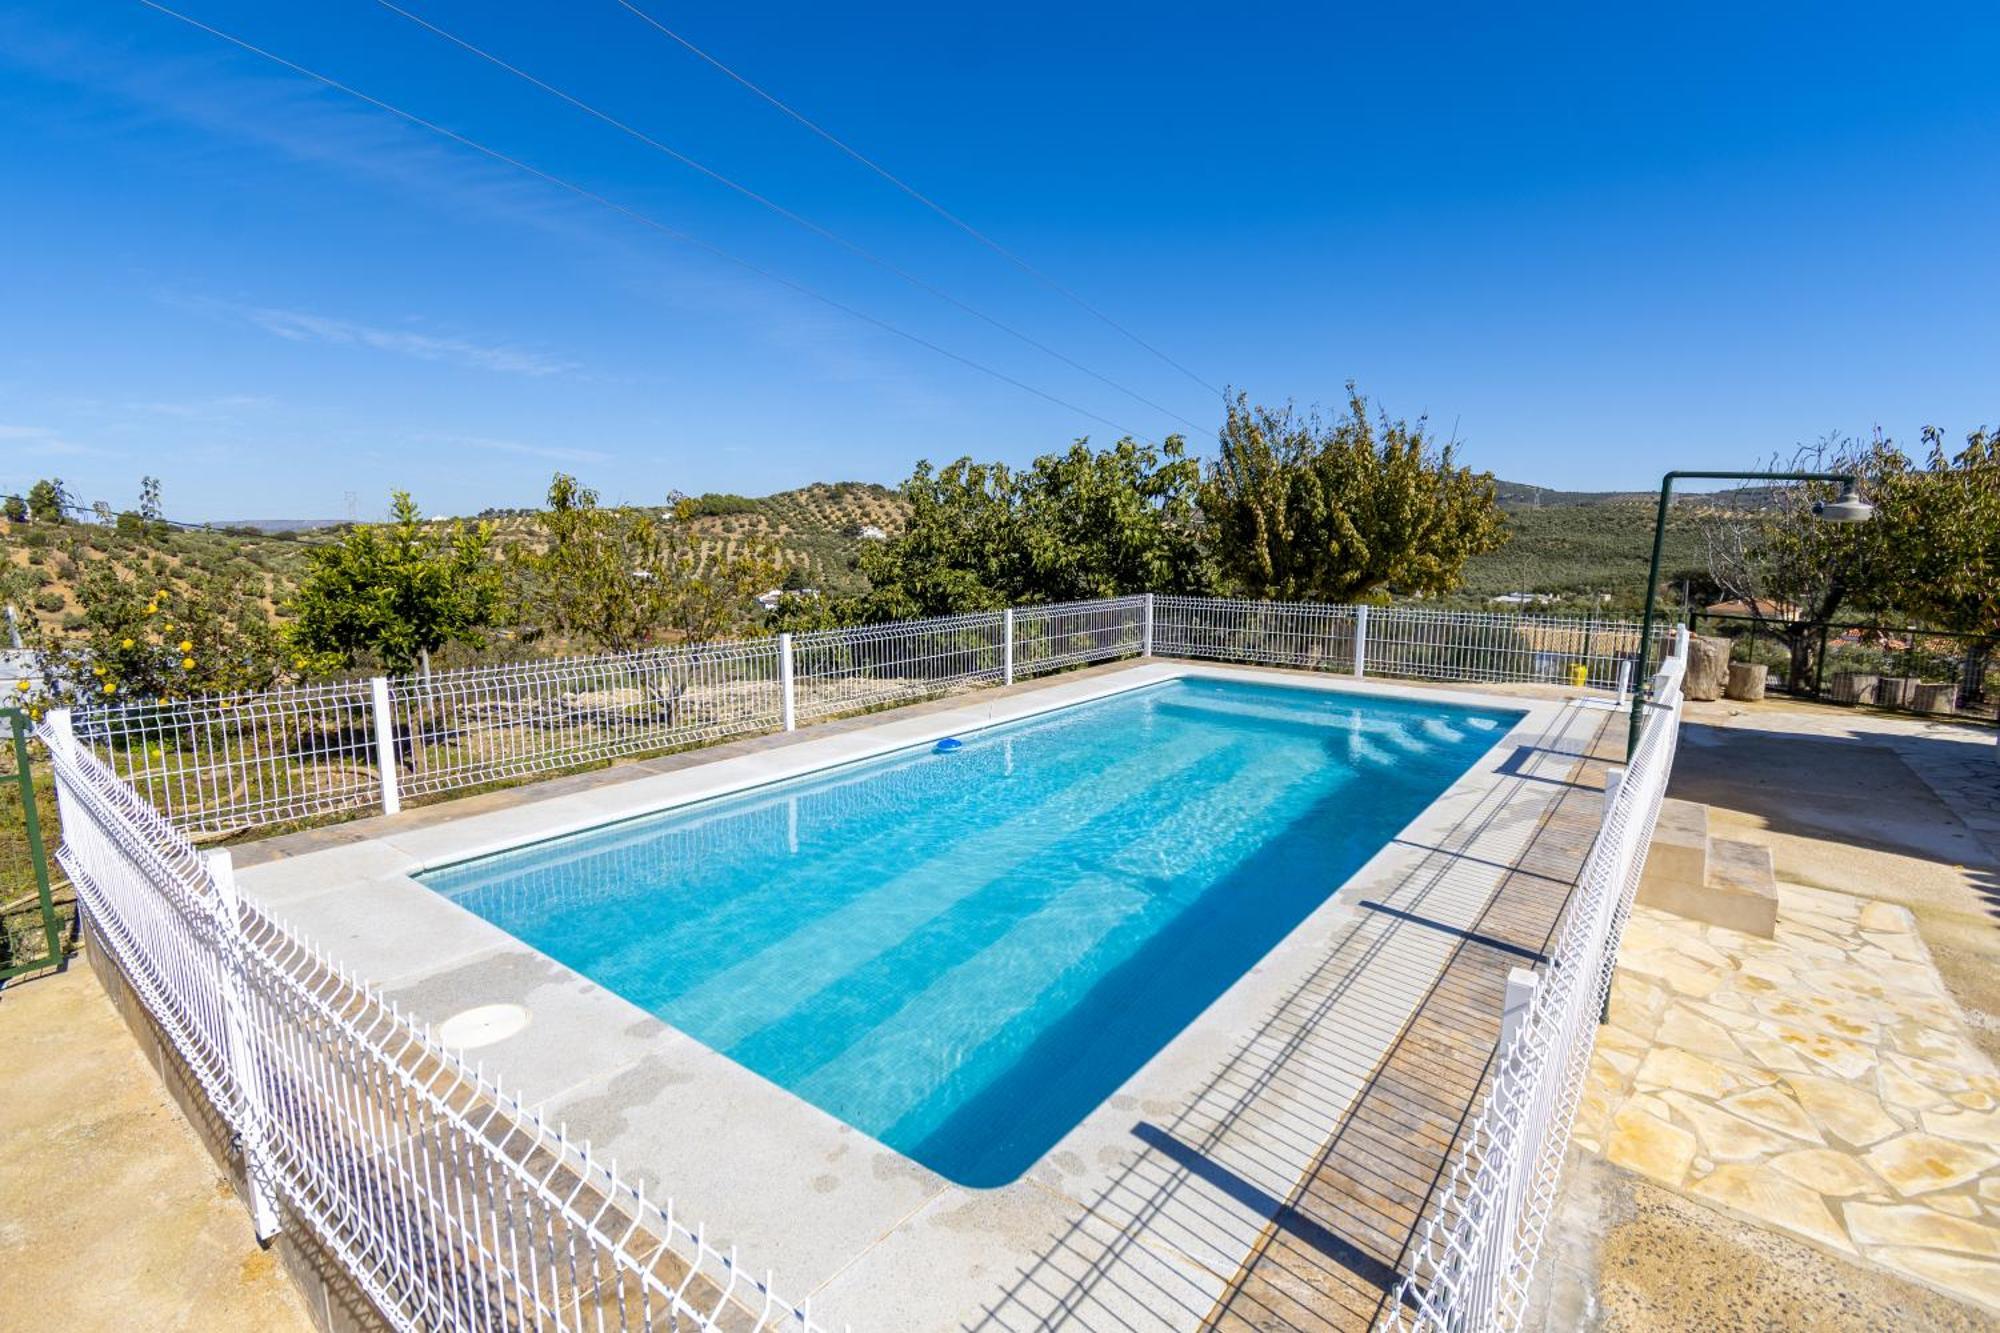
(128, 393, 275, 419)
(434, 434, 611, 465)
(0, 424, 115, 458)
(236, 306, 578, 377)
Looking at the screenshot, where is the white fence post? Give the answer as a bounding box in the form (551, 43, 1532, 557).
(204, 848, 282, 1242)
(1673, 623, 1690, 661)
(1002, 609, 1015, 686)
(1600, 766, 1625, 836)
(1614, 659, 1633, 707)
(368, 676, 401, 816)
(45, 705, 72, 756)
(1352, 604, 1369, 677)
(778, 632, 797, 731)
(1141, 594, 1154, 658)
(1500, 966, 1539, 1052)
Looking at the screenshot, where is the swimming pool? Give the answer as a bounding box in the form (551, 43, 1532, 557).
(420, 677, 1522, 1187)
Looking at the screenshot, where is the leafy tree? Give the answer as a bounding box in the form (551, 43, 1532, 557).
(1201, 388, 1507, 601)
(856, 436, 1210, 619)
(1872, 425, 2000, 698)
(33, 566, 286, 703)
(25, 478, 69, 525)
(138, 475, 162, 522)
(286, 491, 500, 674)
(2, 494, 26, 524)
(1698, 435, 1909, 688)
(514, 475, 777, 652)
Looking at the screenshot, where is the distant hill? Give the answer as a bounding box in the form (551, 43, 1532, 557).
(3, 472, 1735, 645)
(1493, 480, 1654, 508)
(470, 481, 908, 596)
(211, 518, 345, 533)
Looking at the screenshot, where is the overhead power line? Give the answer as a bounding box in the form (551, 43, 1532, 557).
(375, 1, 1208, 434)
(136, 1, 1153, 441)
(610, 0, 1225, 401)
(2, 491, 219, 533)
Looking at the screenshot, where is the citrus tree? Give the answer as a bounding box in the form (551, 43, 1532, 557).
(854, 436, 1210, 619)
(286, 491, 501, 675)
(28, 566, 285, 707)
(514, 474, 777, 652)
(1200, 388, 1506, 602)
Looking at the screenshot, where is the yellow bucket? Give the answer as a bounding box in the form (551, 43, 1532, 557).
(1568, 662, 1589, 688)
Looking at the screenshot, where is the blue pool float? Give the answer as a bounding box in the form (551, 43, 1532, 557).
(934, 737, 965, 753)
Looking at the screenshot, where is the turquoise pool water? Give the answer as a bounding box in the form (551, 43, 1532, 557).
(420, 678, 1521, 1187)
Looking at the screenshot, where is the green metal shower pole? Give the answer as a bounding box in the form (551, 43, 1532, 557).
(1626, 470, 1859, 759)
(1, 707, 62, 981)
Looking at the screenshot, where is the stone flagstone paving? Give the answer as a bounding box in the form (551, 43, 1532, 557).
(1576, 886, 2000, 1316)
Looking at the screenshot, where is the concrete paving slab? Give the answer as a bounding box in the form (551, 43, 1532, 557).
(810, 1183, 1230, 1333)
(545, 1037, 950, 1295)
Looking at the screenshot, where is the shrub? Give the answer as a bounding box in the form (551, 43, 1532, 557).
(32, 591, 65, 613)
(688, 492, 759, 517)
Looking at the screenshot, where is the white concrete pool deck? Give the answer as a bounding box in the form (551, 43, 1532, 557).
(235, 662, 1600, 1331)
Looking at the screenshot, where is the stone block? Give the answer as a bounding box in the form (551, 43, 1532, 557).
(1829, 670, 1878, 704)
(1724, 661, 1768, 701)
(1638, 806, 1776, 939)
(1685, 635, 1732, 700)
(1639, 798, 1708, 905)
(1910, 682, 1957, 715)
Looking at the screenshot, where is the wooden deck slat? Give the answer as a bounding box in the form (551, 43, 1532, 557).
(1202, 711, 1620, 1332)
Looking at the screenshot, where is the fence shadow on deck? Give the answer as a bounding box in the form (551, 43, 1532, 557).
(963, 708, 1612, 1333)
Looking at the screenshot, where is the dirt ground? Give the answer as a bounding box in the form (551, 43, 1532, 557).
(0, 962, 312, 1332)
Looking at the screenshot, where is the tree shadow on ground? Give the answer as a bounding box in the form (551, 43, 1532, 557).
(1668, 722, 2000, 918)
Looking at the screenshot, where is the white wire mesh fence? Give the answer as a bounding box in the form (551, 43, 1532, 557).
(69, 596, 1652, 837)
(1151, 596, 1653, 689)
(1152, 595, 1363, 672)
(1363, 606, 1646, 690)
(791, 611, 1005, 722)
(1011, 596, 1148, 678)
(72, 680, 383, 836)
(42, 711, 826, 1333)
(392, 640, 786, 802)
(1382, 642, 1690, 1332)
(43, 594, 1686, 1333)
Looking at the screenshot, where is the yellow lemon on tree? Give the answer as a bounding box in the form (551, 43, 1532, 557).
(103, 682, 117, 695)
(12, 679, 27, 692)
(179, 640, 193, 653)
(181, 657, 196, 670)
(155, 588, 167, 599)
(145, 603, 157, 615)
(121, 637, 135, 649)
(92, 665, 105, 677)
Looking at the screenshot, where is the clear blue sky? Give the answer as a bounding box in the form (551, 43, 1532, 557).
(3, 2, 1996, 521)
